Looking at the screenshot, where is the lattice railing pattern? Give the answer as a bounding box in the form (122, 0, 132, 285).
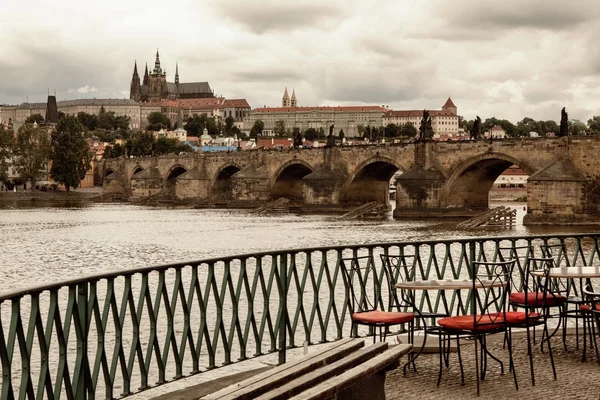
(1, 233, 600, 399)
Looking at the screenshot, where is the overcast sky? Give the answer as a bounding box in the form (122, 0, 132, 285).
(1, 0, 599, 122)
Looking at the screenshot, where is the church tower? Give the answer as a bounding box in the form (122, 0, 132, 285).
(148, 50, 167, 102)
(441, 97, 457, 115)
(129, 61, 141, 101)
(291, 89, 297, 107)
(282, 87, 290, 107)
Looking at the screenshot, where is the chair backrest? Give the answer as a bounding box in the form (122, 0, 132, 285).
(340, 256, 383, 315)
(498, 244, 534, 292)
(524, 257, 560, 307)
(540, 242, 570, 267)
(471, 259, 516, 328)
(380, 254, 416, 309)
(583, 285, 600, 332)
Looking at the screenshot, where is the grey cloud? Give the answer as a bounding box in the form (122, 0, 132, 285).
(209, 0, 348, 34)
(233, 69, 304, 82)
(439, 0, 598, 30)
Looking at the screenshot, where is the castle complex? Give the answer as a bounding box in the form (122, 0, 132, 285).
(129, 50, 214, 102)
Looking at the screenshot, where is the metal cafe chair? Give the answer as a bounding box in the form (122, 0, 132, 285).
(340, 255, 418, 367)
(503, 257, 561, 387)
(540, 243, 587, 352)
(436, 259, 517, 397)
(380, 254, 449, 368)
(582, 285, 600, 365)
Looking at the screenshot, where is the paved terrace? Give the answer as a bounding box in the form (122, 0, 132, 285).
(146, 332, 599, 400)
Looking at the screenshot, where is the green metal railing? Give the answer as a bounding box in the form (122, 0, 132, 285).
(1, 233, 599, 399)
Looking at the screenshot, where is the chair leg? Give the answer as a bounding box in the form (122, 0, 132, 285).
(507, 328, 518, 391)
(474, 334, 480, 397)
(525, 325, 535, 386)
(456, 335, 465, 385)
(562, 305, 568, 352)
(582, 312, 587, 362)
(591, 317, 600, 365)
(545, 322, 558, 380)
(437, 334, 444, 387)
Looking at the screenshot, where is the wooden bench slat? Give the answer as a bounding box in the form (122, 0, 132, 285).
(203, 338, 364, 400)
(289, 344, 413, 400)
(255, 342, 389, 400)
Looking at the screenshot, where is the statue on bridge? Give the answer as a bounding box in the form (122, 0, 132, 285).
(418, 110, 433, 141)
(293, 130, 303, 148)
(470, 116, 482, 140)
(326, 124, 336, 147)
(559, 107, 569, 137)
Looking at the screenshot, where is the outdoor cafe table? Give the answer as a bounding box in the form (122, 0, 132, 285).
(530, 266, 600, 361)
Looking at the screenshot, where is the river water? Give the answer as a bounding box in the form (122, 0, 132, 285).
(1, 201, 599, 294)
(2, 201, 600, 398)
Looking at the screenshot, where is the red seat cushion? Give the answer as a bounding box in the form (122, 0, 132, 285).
(490, 311, 541, 325)
(437, 314, 504, 332)
(580, 304, 600, 312)
(352, 310, 414, 325)
(510, 291, 567, 307)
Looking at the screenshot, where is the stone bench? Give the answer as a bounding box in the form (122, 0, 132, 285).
(202, 338, 412, 400)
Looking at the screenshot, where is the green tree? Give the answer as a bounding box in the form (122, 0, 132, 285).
(13, 123, 51, 187)
(50, 116, 91, 191)
(103, 145, 114, 159)
(303, 128, 319, 141)
(77, 112, 99, 131)
(112, 143, 125, 157)
(399, 122, 417, 138)
(516, 117, 538, 137)
(225, 116, 235, 134)
(274, 120, 286, 137)
(147, 111, 171, 131)
(588, 116, 600, 134)
(114, 115, 131, 131)
(357, 124, 365, 138)
(184, 115, 217, 136)
(155, 136, 190, 155)
(569, 119, 587, 136)
(250, 119, 265, 139)
(338, 129, 345, 139)
(25, 113, 45, 124)
(384, 123, 399, 138)
(98, 106, 117, 130)
(130, 132, 156, 156)
(0, 124, 14, 182)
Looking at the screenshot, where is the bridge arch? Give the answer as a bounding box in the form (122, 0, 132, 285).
(442, 152, 536, 209)
(271, 160, 314, 201)
(344, 156, 404, 206)
(104, 168, 115, 179)
(131, 165, 144, 179)
(166, 164, 188, 182)
(211, 163, 242, 198)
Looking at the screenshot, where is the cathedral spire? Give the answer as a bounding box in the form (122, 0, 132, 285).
(153, 49, 162, 75)
(282, 87, 290, 107)
(143, 63, 149, 85)
(133, 60, 139, 77)
(291, 88, 297, 107)
(175, 63, 179, 85)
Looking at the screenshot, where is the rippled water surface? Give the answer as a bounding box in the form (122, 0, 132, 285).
(2, 201, 599, 294)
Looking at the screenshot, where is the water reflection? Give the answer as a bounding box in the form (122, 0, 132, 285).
(1, 201, 599, 293)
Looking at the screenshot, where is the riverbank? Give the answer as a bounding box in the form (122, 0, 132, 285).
(0, 188, 102, 203)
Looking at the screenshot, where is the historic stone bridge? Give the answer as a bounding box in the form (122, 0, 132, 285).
(102, 136, 600, 224)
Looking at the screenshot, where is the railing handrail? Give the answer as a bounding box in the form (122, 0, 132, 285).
(1, 231, 596, 302)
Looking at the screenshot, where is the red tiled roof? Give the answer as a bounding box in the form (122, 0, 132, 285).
(257, 138, 293, 148)
(385, 110, 457, 117)
(223, 99, 251, 108)
(443, 97, 456, 108)
(141, 100, 179, 107)
(179, 97, 225, 109)
(252, 106, 386, 113)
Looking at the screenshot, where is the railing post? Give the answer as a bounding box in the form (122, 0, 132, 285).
(278, 254, 288, 365)
(76, 283, 89, 400)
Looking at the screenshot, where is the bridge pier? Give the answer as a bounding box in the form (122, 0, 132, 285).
(523, 158, 599, 225)
(302, 169, 347, 211)
(393, 165, 450, 217)
(130, 167, 163, 200)
(231, 166, 271, 202)
(173, 168, 211, 202)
